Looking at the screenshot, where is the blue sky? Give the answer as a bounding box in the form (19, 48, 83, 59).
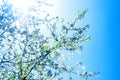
(1, 0, 119, 79)
(52, 0, 120, 80)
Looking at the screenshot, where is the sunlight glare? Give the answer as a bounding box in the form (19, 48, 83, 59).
(9, 0, 36, 12)
(7, 0, 57, 37)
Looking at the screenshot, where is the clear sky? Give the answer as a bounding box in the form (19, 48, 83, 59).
(51, 0, 120, 80)
(1, 0, 119, 80)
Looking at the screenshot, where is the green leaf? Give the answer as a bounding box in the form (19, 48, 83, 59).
(69, 77, 73, 80)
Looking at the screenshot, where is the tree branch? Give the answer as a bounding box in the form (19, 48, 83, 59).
(23, 50, 51, 79)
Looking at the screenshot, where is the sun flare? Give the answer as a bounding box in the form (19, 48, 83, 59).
(6, 0, 57, 37)
(9, 0, 36, 12)
(8, 0, 56, 13)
